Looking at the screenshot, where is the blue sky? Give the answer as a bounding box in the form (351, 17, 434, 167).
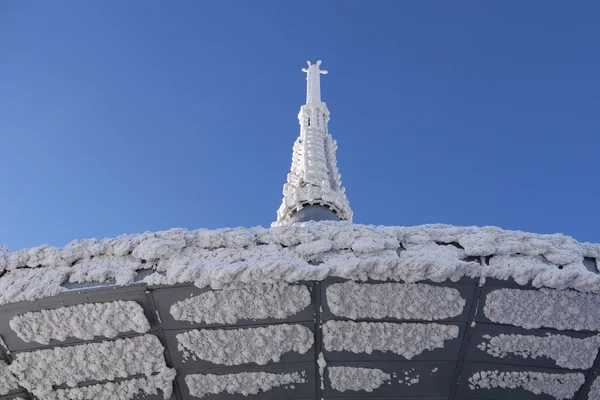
(1, 1, 599, 250)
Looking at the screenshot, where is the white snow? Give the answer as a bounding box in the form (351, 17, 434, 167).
(484, 288, 600, 330)
(9, 301, 150, 344)
(170, 283, 310, 324)
(185, 371, 305, 398)
(0, 360, 18, 395)
(9, 334, 169, 395)
(317, 352, 326, 390)
(468, 370, 585, 400)
(176, 324, 314, 365)
(41, 368, 176, 400)
(322, 320, 459, 359)
(478, 333, 600, 370)
(328, 366, 390, 392)
(1, 223, 599, 306)
(326, 281, 465, 320)
(588, 376, 600, 400)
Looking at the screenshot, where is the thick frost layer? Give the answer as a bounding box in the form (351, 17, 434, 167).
(484, 288, 600, 331)
(41, 368, 176, 400)
(176, 324, 313, 365)
(170, 283, 310, 324)
(478, 333, 600, 370)
(9, 301, 150, 344)
(326, 281, 465, 320)
(0, 361, 18, 395)
(328, 366, 390, 392)
(2, 223, 600, 306)
(185, 371, 305, 398)
(468, 370, 584, 400)
(9, 334, 168, 394)
(588, 376, 600, 400)
(322, 320, 459, 359)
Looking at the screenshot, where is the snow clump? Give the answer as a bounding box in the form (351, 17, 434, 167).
(176, 324, 314, 365)
(478, 333, 600, 370)
(185, 371, 305, 398)
(9, 334, 169, 395)
(468, 370, 584, 400)
(9, 301, 150, 344)
(0, 360, 19, 395)
(170, 283, 310, 324)
(588, 376, 600, 400)
(326, 281, 465, 320)
(484, 288, 600, 331)
(322, 320, 459, 359)
(328, 366, 390, 392)
(42, 368, 177, 400)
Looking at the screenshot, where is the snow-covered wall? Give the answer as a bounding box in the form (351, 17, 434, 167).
(1, 222, 599, 305)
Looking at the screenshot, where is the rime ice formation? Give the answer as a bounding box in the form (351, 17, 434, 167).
(588, 376, 600, 400)
(484, 288, 600, 331)
(0, 360, 19, 395)
(176, 324, 314, 366)
(317, 352, 327, 390)
(1, 223, 600, 305)
(170, 283, 310, 324)
(326, 281, 465, 320)
(322, 320, 459, 359)
(68, 256, 148, 286)
(273, 61, 352, 226)
(42, 368, 177, 400)
(478, 333, 600, 370)
(468, 370, 585, 400)
(9, 334, 169, 395)
(328, 366, 390, 392)
(185, 371, 305, 398)
(9, 301, 150, 344)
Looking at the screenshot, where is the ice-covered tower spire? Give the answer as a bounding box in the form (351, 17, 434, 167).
(273, 60, 352, 226)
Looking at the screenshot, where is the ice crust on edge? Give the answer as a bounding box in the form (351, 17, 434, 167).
(322, 320, 459, 359)
(484, 288, 600, 331)
(0, 360, 18, 395)
(478, 333, 600, 370)
(185, 371, 305, 398)
(326, 281, 465, 320)
(328, 366, 390, 392)
(176, 324, 314, 365)
(468, 370, 584, 400)
(41, 368, 176, 400)
(170, 283, 311, 324)
(9, 334, 168, 395)
(2, 222, 600, 306)
(9, 301, 150, 344)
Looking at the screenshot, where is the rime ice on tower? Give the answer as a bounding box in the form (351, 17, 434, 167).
(273, 60, 352, 226)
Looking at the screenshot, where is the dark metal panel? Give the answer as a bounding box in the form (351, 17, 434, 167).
(456, 362, 584, 400)
(153, 283, 316, 331)
(323, 361, 455, 398)
(177, 362, 315, 400)
(164, 322, 316, 370)
(465, 323, 596, 371)
(323, 322, 467, 362)
(320, 278, 477, 323)
(0, 286, 154, 352)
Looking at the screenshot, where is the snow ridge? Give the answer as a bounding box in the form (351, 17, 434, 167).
(176, 324, 314, 366)
(0, 360, 18, 395)
(42, 368, 176, 400)
(322, 320, 459, 359)
(328, 366, 390, 392)
(9, 301, 150, 344)
(185, 371, 305, 398)
(9, 334, 168, 395)
(478, 333, 600, 370)
(326, 281, 465, 320)
(170, 283, 310, 325)
(484, 288, 600, 331)
(468, 370, 584, 400)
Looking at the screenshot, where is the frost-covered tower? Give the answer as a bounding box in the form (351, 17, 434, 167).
(273, 60, 353, 226)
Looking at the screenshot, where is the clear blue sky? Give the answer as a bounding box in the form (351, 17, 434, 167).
(1, 1, 599, 250)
